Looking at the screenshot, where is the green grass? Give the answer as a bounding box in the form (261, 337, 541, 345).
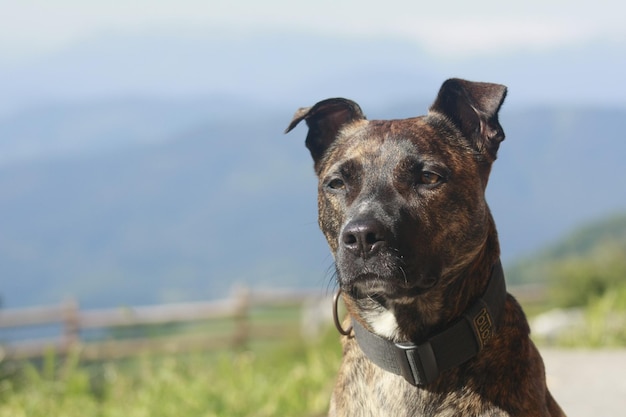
(0, 329, 342, 417)
(532, 285, 626, 348)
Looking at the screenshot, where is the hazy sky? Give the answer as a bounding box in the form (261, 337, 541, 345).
(2, 0, 625, 64)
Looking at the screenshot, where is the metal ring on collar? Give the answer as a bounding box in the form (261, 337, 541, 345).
(333, 288, 353, 336)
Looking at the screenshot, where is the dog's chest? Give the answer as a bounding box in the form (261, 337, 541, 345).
(332, 380, 504, 417)
(331, 340, 508, 417)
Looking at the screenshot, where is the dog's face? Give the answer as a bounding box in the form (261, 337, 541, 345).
(316, 118, 493, 299)
(287, 79, 507, 303)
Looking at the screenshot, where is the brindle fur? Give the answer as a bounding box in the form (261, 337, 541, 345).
(286, 79, 565, 417)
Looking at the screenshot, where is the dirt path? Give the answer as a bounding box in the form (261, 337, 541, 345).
(542, 349, 626, 416)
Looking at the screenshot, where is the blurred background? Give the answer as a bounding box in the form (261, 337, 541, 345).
(1, 0, 625, 309)
(0, 1, 625, 416)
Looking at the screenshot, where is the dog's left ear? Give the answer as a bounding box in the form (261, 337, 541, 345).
(285, 98, 365, 171)
(430, 78, 507, 160)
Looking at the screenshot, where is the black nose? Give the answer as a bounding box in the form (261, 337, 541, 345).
(341, 219, 388, 258)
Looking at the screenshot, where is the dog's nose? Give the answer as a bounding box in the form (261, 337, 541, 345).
(341, 219, 388, 258)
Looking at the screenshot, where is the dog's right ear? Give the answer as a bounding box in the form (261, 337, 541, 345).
(285, 98, 365, 171)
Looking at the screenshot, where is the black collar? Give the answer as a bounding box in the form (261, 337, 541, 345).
(350, 260, 507, 386)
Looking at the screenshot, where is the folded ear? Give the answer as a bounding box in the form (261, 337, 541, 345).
(430, 79, 507, 160)
(285, 98, 365, 171)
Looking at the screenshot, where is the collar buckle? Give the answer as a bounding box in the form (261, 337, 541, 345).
(394, 341, 438, 386)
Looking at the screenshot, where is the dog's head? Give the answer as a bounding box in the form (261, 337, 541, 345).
(286, 79, 507, 309)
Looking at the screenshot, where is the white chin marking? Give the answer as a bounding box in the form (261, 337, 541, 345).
(366, 308, 399, 340)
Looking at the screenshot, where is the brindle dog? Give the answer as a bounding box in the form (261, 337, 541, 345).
(286, 79, 565, 417)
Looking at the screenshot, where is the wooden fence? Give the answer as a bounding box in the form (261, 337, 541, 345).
(0, 284, 544, 361)
(0, 288, 328, 361)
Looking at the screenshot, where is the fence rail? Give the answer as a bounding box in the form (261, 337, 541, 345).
(0, 285, 544, 361)
(0, 288, 328, 360)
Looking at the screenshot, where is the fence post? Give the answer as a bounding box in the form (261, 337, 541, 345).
(63, 298, 80, 354)
(232, 286, 250, 349)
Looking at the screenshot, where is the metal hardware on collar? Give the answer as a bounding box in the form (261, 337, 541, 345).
(333, 289, 353, 336)
(351, 260, 507, 387)
(352, 319, 440, 386)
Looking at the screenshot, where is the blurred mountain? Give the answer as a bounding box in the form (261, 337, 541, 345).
(488, 106, 626, 261)
(0, 28, 624, 309)
(0, 96, 268, 166)
(0, 103, 327, 309)
(0, 97, 625, 309)
(507, 213, 626, 286)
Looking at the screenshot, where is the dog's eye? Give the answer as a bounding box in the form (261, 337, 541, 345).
(419, 171, 442, 185)
(327, 178, 346, 190)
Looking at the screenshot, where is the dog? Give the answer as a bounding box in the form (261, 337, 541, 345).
(286, 79, 565, 416)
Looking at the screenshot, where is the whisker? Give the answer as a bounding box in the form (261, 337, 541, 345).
(324, 263, 339, 296)
(399, 266, 409, 286)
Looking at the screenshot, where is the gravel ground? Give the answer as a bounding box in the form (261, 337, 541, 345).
(541, 349, 626, 416)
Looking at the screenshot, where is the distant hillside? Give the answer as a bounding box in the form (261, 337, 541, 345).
(0, 97, 271, 166)
(543, 214, 626, 259)
(0, 112, 329, 309)
(488, 106, 626, 261)
(506, 212, 626, 285)
(1, 99, 625, 309)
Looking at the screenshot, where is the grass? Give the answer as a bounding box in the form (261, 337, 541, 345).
(0, 329, 342, 417)
(534, 285, 626, 348)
